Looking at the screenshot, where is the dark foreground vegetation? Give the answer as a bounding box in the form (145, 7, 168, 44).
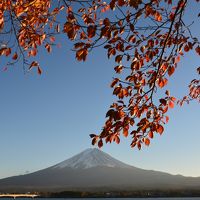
(40, 189, 200, 198)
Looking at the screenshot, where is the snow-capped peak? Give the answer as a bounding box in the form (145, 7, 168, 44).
(53, 148, 131, 169)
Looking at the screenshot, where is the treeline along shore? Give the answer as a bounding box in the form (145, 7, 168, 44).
(39, 189, 200, 198)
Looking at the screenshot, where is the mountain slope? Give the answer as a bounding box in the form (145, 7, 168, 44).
(52, 148, 132, 169)
(0, 148, 200, 192)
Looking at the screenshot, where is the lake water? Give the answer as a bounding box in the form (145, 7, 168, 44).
(1, 198, 200, 200)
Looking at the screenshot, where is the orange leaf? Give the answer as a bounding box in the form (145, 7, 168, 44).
(165, 116, 169, 123)
(5, 48, 11, 56)
(157, 125, 164, 135)
(123, 128, 128, 137)
(98, 139, 103, 148)
(148, 131, 154, 138)
(168, 66, 175, 76)
(175, 55, 181, 63)
(110, 78, 119, 88)
(92, 137, 97, 145)
(169, 101, 174, 108)
(195, 46, 200, 55)
(184, 45, 190, 52)
(118, 0, 125, 6)
(115, 55, 123, 63)
(144, 138, 150, 146)
(50, 36, 55, 43)
(115, 135, 120, 144)
(171, 96, 176, 101)
(163, 105, 168, 114)
(128, 35, 136, 43)
(76, 48, 88, 61)
(169, 12, 175, 21)
(137, 141, 141, 150)
(158, 78, 168, 88)
(30, 49, 37, 57)
(155, 12, 162, 22)
(114, 65, 124, 73)
(101, 5, 110, 12)
(12, 52, 18, 60)
(29, 61, 39, 69)
(87, 25, 96, 38)
(45, 44, 52, 53)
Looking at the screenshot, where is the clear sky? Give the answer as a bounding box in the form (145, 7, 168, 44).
(0, 1, 199, 179)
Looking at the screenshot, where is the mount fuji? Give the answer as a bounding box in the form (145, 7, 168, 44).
(52, 148, 131, 169)
(0, 148, 200, 192)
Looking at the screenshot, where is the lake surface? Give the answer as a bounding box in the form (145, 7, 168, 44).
(1, 198, 200, 200)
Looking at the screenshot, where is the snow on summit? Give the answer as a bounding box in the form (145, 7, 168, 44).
(53, 148, 131, 169)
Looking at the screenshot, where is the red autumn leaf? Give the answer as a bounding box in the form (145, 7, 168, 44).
(63, 22, 77, 40)
(197, 67, 200, 75)
(74, 42, 85, 49)
(12, 52, 18, 60)
(168, 66, 175, 76)
(115, 55, 123, 63)
(106, 109, 115, 118)
(5, 48, 11, 56)
(0, 0, 198, 151)
(158, 78, 168, 88)
(110, 78, 119, 88)
(128, 35, 136, 43)
(155, 12, 162, 22)
(137, 141, 141, 150)
(123, 128, 128, 137)
(50, 36, 55, 43)
(175, 55, 181, 63)
(45, 44, 52, 53)
(169, 12, 175, 21)
(118, 0, 125, 6)
(159, 98, 167, 105)
(163, 106, 168, 114)
(195, 46, 200, 55)
(144, 138, 150, 146)
(30, 61, 39, 69)
(115, 135, 120, 144)
(169, 101, 174, 108)
(114, 65, 124, 73)
(76, 48, 88, 61)
(92, 137, 97, 145)
(129, 0, 142, 9)
(101, 5, 110, 12)
(37, 67, 42, 75)
(98, 139, 103, 148)
(165, 116, 169, 123)
(30, 49, 37, 57)
(131, 141, 136, 148)
(168, 0, 172, 4)
(87, 25, 96, 38)
(165, 90, 170, 96)
(157, 125, 164, 135)
(171, 96, 176, 101)
(148, 131, 154, 139)
(184, 45, 190, 52)
(0, 16, 4, 31)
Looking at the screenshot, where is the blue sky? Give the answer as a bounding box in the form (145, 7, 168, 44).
(0, 1, 199, 179)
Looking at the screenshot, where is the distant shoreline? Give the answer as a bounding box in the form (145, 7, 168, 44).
(39, 190, 200, 198)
